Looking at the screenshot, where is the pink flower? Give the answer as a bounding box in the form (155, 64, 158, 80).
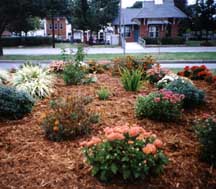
(80, 141, 87, 147)
(142, 144, 157, 155)
(104, 127, 113, 135)
(106, 132, 125, 141)
(202, 113, 210, 119)
(154, 97, 161, 103)
(153, 139, 163, 148)
(129, 127, 142, 137)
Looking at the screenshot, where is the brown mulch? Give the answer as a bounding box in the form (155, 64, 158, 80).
(0, 72, 216, 189)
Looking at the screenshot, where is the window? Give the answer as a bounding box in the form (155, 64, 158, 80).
(149, 26, 159, 38)
(60, 23, 63, 30)
(55, 23, 58, 30)
(125, 26, 131, 37)
(49, 24, 52, 30)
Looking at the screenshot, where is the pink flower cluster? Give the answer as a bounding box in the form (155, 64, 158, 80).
(153, 90, 184, 104)
(147, 65, 171, 77)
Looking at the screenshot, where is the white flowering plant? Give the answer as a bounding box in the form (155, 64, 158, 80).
(0, 69, 10, 84)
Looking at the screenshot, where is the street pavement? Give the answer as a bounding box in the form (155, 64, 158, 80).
(3, 46, 216, 55)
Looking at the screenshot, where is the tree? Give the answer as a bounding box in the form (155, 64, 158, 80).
(130, 1, 143, 8)
(174, 0, 188, 12)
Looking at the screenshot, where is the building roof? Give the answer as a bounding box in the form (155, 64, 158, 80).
(133, 1, 187, 19)
(112, 8, 141, 25)
(112, 0, 187, 26)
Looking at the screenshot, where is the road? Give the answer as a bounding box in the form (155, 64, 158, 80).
(3, 46, 216, 55)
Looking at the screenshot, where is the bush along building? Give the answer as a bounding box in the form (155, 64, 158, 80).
(113, 0, 187, 44)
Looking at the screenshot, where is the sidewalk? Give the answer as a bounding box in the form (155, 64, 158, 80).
(3, 46, 216, 55)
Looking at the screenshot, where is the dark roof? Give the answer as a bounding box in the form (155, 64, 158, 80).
(112, 0, 187, 26)
(134, 1, 187, 19)
(112, 9, 141, 25)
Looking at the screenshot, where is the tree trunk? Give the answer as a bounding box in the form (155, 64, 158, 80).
(0, 38, 3, 56)
(51, 15, 55, 48)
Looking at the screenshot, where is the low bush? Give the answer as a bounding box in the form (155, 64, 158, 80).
(0, 85, 34, 120)
(135, 90, 184, 121)
(1, 37, 52, 47)
(0, 69, 10, 84)
(12, 64, 54, 99)
(87, 60, 105, 74)
(48, 61, 66, 73)
(156, 74, 180, 89)
(160, 37, 186, 45)
(165, 78, 205, 107)
(121, 68, 143, 91)
(81, 124, 168, 182)
(97, 87, 110, 100)
(146, 64, 171, 84)
(40, 96, 98, 142)
(143, 38, 159, 45)
(62, 63, 86, 85)
(194, 114, 216, 167)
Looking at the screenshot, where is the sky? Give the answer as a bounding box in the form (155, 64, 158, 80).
(122, 0, 196, 8)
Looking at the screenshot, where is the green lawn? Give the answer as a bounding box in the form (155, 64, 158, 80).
(0, 52, 216, 61)
(186, 40, 216, 47)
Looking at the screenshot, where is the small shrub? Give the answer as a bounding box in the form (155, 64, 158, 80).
(81, 124, 168, 182)
(40, 96, 97, 142)
(0, 69, 10, 84)
(160, 37, 186, 45)
(165, 78, 205, 107)
(87, 60, 105, 74)
(146, 64, 171, 84)
(121, 68, 143, 91)
(75, 45, 85, 63)
(48, 61, 66, 73)
(135, 90, 184, 121)
(156, 74, 180, 89)
(12, 64, 54, 99)
(62, 63, 85, 85)
(194, 114, 216, 167)
(0, 85, 34, 120)
(97, 87, 110, 100)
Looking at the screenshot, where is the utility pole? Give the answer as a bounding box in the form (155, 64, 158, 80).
(119, 0, 125, 56)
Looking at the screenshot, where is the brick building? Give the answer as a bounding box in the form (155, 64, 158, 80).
(113, 0, 187, 42)
(45, 17, 67, 40)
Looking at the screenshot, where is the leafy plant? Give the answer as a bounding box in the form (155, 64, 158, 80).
(121, 68, 143, 91)
(81, 124, 168, 182)
(0, 69, 10, 84)
(135, 90, 184, 121)
(165, 78, 205, 108)
(62, 63, 86, 85)
(48, 60, 66, 73)
(12, 64, 54, 99)
(60, 47, 67, 62)
(0, 85, 34, 120)
(194, 114, 216, 167)
(87, 60, 105, 74)
(75, 45, 85, 63)
(146, 64, 171, 84)
(97, 87, 110, 100)
(40, 96, 98, 142)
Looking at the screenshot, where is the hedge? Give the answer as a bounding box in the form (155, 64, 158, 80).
(143, 37, 186, 45)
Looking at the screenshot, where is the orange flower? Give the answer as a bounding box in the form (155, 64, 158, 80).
(153, 139, 163, 148)
(54, 120, 59, 126)
(142, 144, 157, 155)
(53, 126, 59, 132)
(128, 140, 134, 144)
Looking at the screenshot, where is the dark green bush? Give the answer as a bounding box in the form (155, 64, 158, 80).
(143, 38, 159, 45)
(160, 37, 186, 45)
(0, 85, 34, 120)
(165, 78, 205, 107)
(1, 37, 52, 47)
(194, 115, 216, 167)
(62, 63, 85, 85)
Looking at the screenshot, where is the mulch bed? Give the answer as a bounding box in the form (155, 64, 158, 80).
(0, 72, 216, 189)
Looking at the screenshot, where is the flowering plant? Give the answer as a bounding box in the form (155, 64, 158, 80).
(146, 64, 171, 84)
(194, 114, 216, 167)
(165, 78, 205, 108)
(0, 69, 10, 85)
(81, 124, 168, 182)
(135, 90, 184, 121)
(40, 96, 99, 142)
(48, 60, 66, 73)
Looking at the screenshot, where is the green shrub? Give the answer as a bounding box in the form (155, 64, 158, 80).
(62, 63, 85, 85)
(143, 38, 159, 45)
(97, 87, 110, 100)
(160, 37, 186, 45)
(165, 78, 205, 107)
(81, 124, 168, 182)
(12, 64, 54, 99)
(75, 45, 85, 63)
(0, 85, 34, 120)
(40, 96, 98, 142)
(135, 90, 184, 121)
(194, 115, 216, 167)
(121, 68, 143, 91)
(1, 37, 52, 47)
